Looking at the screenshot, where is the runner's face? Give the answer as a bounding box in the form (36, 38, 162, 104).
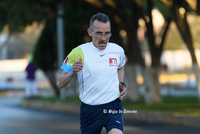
(87, 20, 111, 50)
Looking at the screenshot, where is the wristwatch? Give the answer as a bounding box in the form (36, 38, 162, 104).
(119, 82, 126, 87)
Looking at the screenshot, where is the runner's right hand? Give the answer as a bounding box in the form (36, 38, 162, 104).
(72, 57, 83, 74)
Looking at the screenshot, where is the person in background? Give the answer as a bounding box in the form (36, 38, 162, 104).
(25, 55, 38, 98)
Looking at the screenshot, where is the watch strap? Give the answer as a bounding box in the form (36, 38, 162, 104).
(119, 82, 126, 87)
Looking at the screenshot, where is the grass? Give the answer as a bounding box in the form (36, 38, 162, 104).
(27, 95, 200, 116)
(27, 95, 81, 104)
(123, 96, 200, 116)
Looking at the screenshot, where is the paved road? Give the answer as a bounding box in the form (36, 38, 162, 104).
(1, 96, 200, 134)
(0, 97, 81, 134)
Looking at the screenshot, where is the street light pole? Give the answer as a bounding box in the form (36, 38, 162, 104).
(57, 2, 65, 101)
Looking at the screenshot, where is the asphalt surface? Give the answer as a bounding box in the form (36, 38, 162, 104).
(0, 97, 81, 134)
(1, 96, 200, 134)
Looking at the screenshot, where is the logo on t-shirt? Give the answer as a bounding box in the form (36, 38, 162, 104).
(109, 58, 118, 66)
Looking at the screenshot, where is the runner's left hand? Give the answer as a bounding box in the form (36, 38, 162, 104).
(119, 84, 127, 100)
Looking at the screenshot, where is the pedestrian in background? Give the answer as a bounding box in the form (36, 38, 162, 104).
(25, 55, 38, 98)
(57, 13, 127, 134)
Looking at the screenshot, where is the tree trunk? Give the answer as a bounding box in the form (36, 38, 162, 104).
(149, 66, 162, 103)
(141, 67, 153, 104)
(141, 0, 162, 104)
(142, 66, 162, 104)
(125, 64, 140, 102)
(0, 36, 10, 59)
(65, 75, 78, 97)
(193, 63, 200, 103)
(45, 70, 60, 96)
(171, 0, 200, 103)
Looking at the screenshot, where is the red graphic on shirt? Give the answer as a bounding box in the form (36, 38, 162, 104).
(109, 58, 118, 66)
(64, 57, 69, 63)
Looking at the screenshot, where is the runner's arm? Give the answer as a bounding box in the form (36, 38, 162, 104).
(118, 66, 127, 100)
(118, 66, 124, 82)
(57, 71, 76, 89)
(57, 57, 83, 89)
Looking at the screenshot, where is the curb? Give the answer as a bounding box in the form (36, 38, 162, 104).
(20, 99, 200, 128)
(20, 100, 80, 113)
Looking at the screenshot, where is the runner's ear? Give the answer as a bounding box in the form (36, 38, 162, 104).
(87, 28, 92, 37)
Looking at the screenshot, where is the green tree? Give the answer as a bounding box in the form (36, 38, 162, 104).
(1, 0, 199, 103)
(33, 18, 59, 95)
(33, 1, 95, 96)
(169, 0, 200, 102)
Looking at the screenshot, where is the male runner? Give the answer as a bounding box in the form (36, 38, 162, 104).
(57, 13, 127, 134)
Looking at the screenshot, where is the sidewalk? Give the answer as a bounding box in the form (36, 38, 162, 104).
(20, 99, 200, 129)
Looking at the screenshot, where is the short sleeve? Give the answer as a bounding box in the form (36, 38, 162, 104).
(118, 47, 126, 69)
(61, 47, 84, 73)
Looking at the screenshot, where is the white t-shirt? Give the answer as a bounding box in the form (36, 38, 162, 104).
(61, 42, 126, 105)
